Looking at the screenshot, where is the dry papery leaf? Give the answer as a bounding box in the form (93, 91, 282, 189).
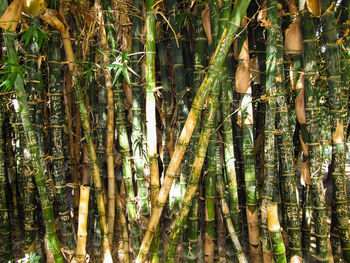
(235, 59, 250, 94)
(0, 0, 23, 32)
(201, 3, 212, 44)
(301, 160, 311, 186)
(333, 119, 344, 144)
(285, 17, 303, 55)
(306, 0, 320, 17)
(250, 57, 261, 85)
(40, 8, 68, 33)
(23, 0, 47, 18)
(295, 89, 306, 124)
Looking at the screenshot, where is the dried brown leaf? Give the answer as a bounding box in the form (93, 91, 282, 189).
(40, 8, 68, 33)
(201, 3, 212, 44)
(235, 59, 250, 94)
(295, 89, 306, 124)
(285, 17, 303, 55)
(0, 0, 23, 32)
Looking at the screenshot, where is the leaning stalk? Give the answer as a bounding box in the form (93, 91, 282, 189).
(2, 16, 64, 263)
(165, 79, 221, 262)
(136, 1, 251, 260)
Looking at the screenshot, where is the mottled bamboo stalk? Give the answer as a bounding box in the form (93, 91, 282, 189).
(320, 0, 350, 261)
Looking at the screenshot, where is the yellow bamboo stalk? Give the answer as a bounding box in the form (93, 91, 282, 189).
(72, 185, 90, 263)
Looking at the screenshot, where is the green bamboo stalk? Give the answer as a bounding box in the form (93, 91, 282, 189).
(48, 29, 75, 251)
(220, 76, 242, 245)
(116, 190, 130, 263)
(131, 0, 148, 219)
(0, 100, 11, 262)
(165, 79, 221, 262)
(267, 203, 287, 263)
(146, 0, 160, 261)
(60, 5, 112, 260)
(320, 1, 350, 261)
(274, 1, 302, 260)
(216, 148, 247, 263)
(136, 1, 251, 260)
(235, 39, 262, 261)
(261, 0, 279, 261)
(166, 0, 188, 219)
(1, 5, 63, 263)
(114, 83, 140, 252)
(301, 4, 330, 262)
(5, 120, 21, 236)
(204, 124, 217, 263)
(185, 2, 208, 261)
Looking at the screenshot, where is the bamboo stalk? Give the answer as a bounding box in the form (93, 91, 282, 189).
(72, 185, 90, 263)
(0, 100, 12, 262)
(146, 0, 160, 261)
(116, 190, 130, 263)
(131, 0, 148, 219)
(165, 79, 221, 262)
(301, 3, 330, 262)
(96, 0, 116, 246)
(59, 3, 112, 261)
(48, 28, 75, 251)
(136, 1, 251, 260)
(267, 203, 287, 263)
(320, 0, 350, 261)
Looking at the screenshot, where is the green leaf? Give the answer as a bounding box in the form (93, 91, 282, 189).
(113, 67, 123, 85)
(122, 69, 131, 85)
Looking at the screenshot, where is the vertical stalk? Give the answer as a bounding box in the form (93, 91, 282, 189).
(48, 29, 75, 251)
(0, 100, 11, 262)
(320, 0, 350, 261)
(98, 0, 116, 245)
(146, 0, 160, 260)
(72, 186, 90, 263)
(204, 123, 217, 263)
(261, 0, 279, 261)
(301, 4, 330, 262)
(131, 0, 148, 219)
(60, 3, 112, 261)
(267, 203, 287, 263)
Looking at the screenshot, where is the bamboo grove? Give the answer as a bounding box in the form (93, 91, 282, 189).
(1, 0, 350, 262)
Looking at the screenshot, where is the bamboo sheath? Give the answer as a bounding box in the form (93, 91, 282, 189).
(136, 1, 251, 261)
